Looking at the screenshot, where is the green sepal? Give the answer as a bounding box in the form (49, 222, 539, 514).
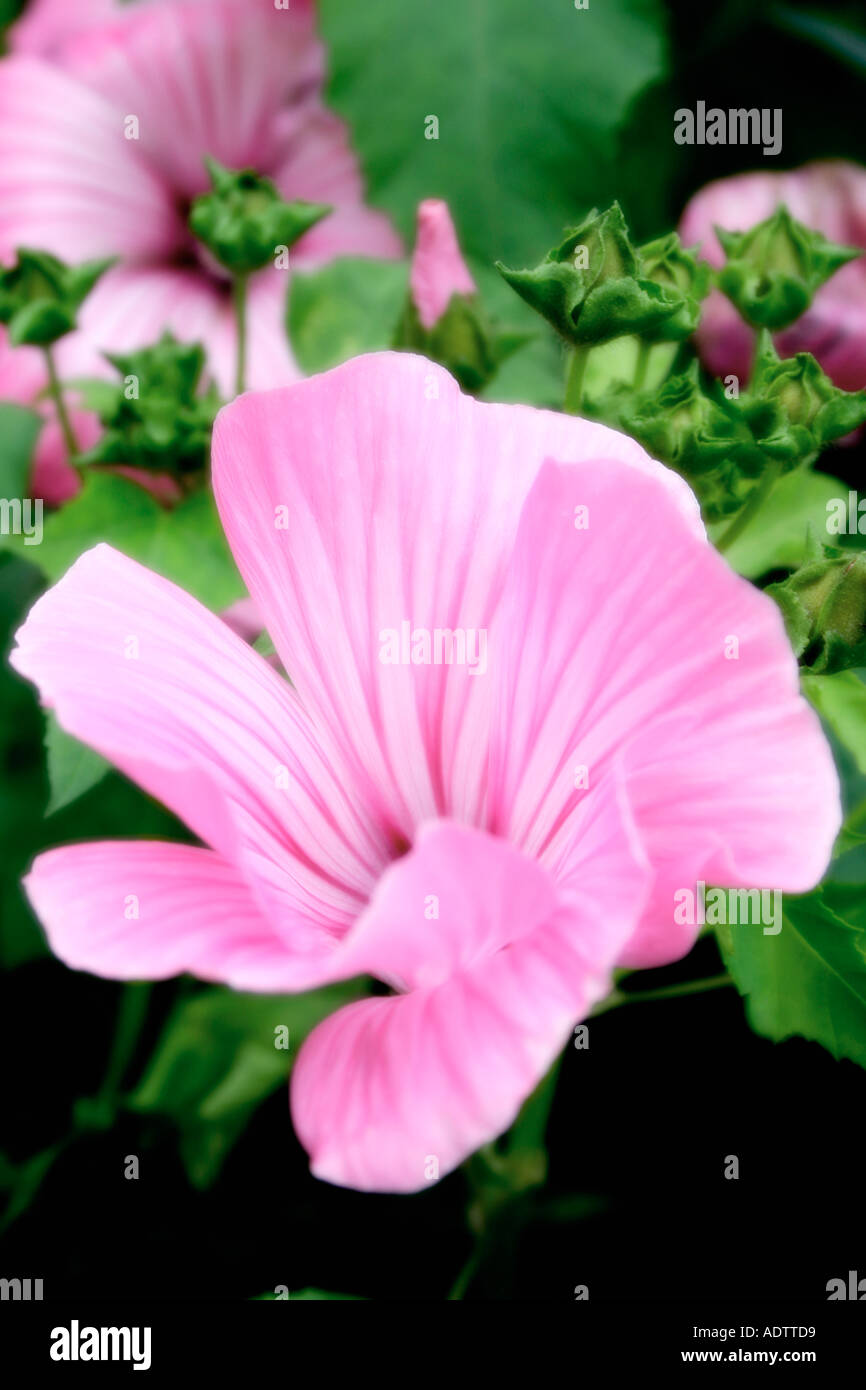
(392, 289, 527, 394)
(0, 248, 115, 346)
(635, 232, 711, 342)
(496, 202, 685, 347)
(75, 332, 221, 478)
(715, 205, 859, 330)
(189, 157, 331, 275)
(748, 329, 866, 450)
(767, 545, 866, 673)
(614, 361, 766, 520)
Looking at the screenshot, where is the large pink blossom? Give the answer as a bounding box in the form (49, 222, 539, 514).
(0, 0, 400, 501)
(11, 353, 839, 1192)
(679, 160, 866, 390)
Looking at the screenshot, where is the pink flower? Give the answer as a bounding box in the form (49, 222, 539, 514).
(11, 353, 839, 1192)
(409, 199, 476, 330)
(0, 0, 401, 497)
(679, 160, 866, 390)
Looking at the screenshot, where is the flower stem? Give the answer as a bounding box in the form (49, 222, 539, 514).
(88, 982, 152, 1124)
(42, 344, 79, 460)
(564, 344, 591, 414)
(447, 1060, 559, 1299)
(232, 273, 249, 396)
(592, 971, 734, 1016)
(714, 460, 782, 553)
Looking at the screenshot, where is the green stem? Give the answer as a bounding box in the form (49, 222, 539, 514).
(564, 344, 591, 414)
(94, 982, 152, 1111)
(714, 459, 782, 553)
(505, 1055, 560, 1155)
(233, 273, 248, 396)
(448, 1059, 560, 1300)
(592, 971, 734, 1016)
(42, 344, 79, 460)
(633, 339, 651, 391)
(447, 1241, 487, 1301)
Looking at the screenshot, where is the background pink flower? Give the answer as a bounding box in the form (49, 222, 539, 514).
(11, 353, 839, 1192)
(0, 0, 401, 498)
(409, 198, 476, 330)
(679, 160, 866, 390)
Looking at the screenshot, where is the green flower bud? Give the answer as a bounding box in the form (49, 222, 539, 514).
(635, 232, 711, 341)
(496, 202, 685, 346)
(393, 292, 525, 394)
(748, 330, 866, 451)
(0, 248, 114, 347)
(715, 205, 859, 330)
(188, 157, 331, 276)
(767, 548, 866, 673)
(75, 332, 220, 477)
(616, 361, 764, 519)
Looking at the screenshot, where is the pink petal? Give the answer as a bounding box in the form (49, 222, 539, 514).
(25, 840, 310, 991)
(488, 457, 841, 968)
(291, 808, 649, 1192)
(212, 352, 700, 844)
(11, 544, 389, 982)
(9, 0, 117, 59)
(0, 56, 182, 262)
(220, 596, 265, 645)
(270, 105, 402, 266)
(59, 0, 323, 200)
(409, 199, 476, 330)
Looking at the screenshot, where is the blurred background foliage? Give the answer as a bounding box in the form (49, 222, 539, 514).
(2, 0, 866, 1300)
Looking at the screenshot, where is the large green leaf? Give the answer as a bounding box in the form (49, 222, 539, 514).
(129, 982, 367, 1188)
(288, 253, 564, 407)
(0, 472, 244, 609)
(802, 669, 866, 774)
(289, 256, 409, 374)
(318, 0, 670, 265)
(717, 889, 866, 1069)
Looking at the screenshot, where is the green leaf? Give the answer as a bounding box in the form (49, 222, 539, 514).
(802, 670, 866, 773)
(289, 256, 409, 373)
(44, 713, 110, 814)
(1, 472, 244, 609)
(708, 469, 845, 579)
(318, 0, 670, 264)
(0, 401, 41, 497)
(717, 889, 866, 1069)
(129, 982, 367, 1188)
(0, 1141, 68, 1235)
